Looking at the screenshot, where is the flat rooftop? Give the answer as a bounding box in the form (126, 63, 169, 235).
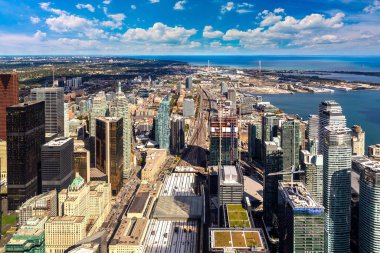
(153, 196, 203, 220)
(111, 218, 149, 246)
(129, 192, 150, 214)
(144, 220, 198, 253)
(226, 204, 251, 228)
(161, 173, 197, 196)
(43, 137, 72, 147)
(279, 182, 324, 213)
(210, 228, 268, 252)
(219, 165, 243, 185)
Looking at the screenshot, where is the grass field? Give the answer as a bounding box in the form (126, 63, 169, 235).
(212, 230, 263, 249)
(2, 214, 17, 226)
(226, 204, 251, 228)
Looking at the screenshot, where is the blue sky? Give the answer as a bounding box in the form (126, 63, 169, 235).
(0, 0, 379, 55)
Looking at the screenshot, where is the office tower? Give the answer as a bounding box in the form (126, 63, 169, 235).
(89, 92, 107, 137)
(109, 83, 132, 178)
(30, 87, 64, 136)
(64, 103, 69, 137)
(183, 98, 195, 117)
(300, 151, 323, 205)
(227, 88, 237, 111)
(307, 114, 319, 141)
(209, 115, 238, 166)
(19, 190, 57, 225)
(74, 141, 90, 182)
(351, 125, 365, 156)
(176, 82, 181, 95)
(218, 165, 244, 206)
(5, 217, 47, 253)
(156, 96, 170, 150)
(7, 101, 45, 210)
(281, 119, 301, 181)
(41, 137, 74, 193)
(263, 141, 283, 225)
(220, 82, 227, 94)
(185, 76, 192, 90)
(96, 117, 123, 195)
(0, 73, 19, 140)
(278, 181, 324, 253)
(323, 126, 351, 253)
(318, 100, 346, 153)
(0, 140, 6, 182)
(248, 122, 262, 161)
(262, 114, 279, 143)
(359, 162, 380, 253)
(170, 115, 185, 154)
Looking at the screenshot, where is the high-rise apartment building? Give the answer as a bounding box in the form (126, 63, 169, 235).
(301, 151, 323, 205)
(209, 115, 238, 166)
(323, 126, 351, 253)
(307, 114, 319, 141)
(96, 117, 123, 195)
(263, 141, 283, 225)
(281, 119, 301, 181)
(156, 96, 170, 150)
(185, 76, 192, 90)
(0, 73, 19, 140)
(41, 137, 74, 193)
(278, 181, 324, 253)
(359, 161, 380, 253)
(262, 114, 279, 143)
(30, 87, 64, 136)
(7, 101, 45, 210)
(170, 115, 185, 154)
(248, 122, 262, 161)
(109, 83, 132, 178)
(351, 125, 365, 156)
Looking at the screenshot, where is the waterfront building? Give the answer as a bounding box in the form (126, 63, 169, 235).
(280, 119, 301, 181)
(170, 115, 185, 154)
(351, 125, 365, 156)
(19, 190, 57, 226)
(218, 165, 244, 206)
(183, 98, 195, 117)
(323, 126, 351, 253)
(263, 141, 283, 225)
(7, 101, 45, 210)
(359, 160, 380, 253)
(95, 117, 123, 195)
(0, 73, 19, 140)
(30, 87, 64, 136)
(41, 137, 74, 193)
(73, 140, 90, 182)
(5, 217, 47, 253)
(109, 83, 132, 178)
(185, 76, 192, 90)
(262, 114, 279, 143)
(248, 122, 262, 161)
(209, 115, 238, 166)
(278, 182, 324, 253)
(318, 100, 346, 153)
(300, 151, 323, 205)
(155, 96, 170, 150)
(0, 140, 7, 182)
(368, 144, 380, 160)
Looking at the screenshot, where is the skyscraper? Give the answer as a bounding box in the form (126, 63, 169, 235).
(307, 114, 319, 141)
(318, 100, 346, 153)
(227, 88, 237, 113)
(185, 76, 192, 90)
(359, 161, 380, 253)
(170, 115, 185, 154)
(209, 114, 238, 166)
(7, 101, 45, 210)
(176, 82, 181, 95)
(41, 137, 74, 193)
(278, 181, 324, 253)
(263, 141, 283, 225)
(109, 83, 132, 178)
(301, 151, 323, 205)
(281, 119, 301, 181)
(248, 122, 262, 161)
(30, 87, 64, 137)
(0, 73, 19, 140)
(323, 126, 351, 253)
(156, 96, 170, 150)
(262, 114, 279, 143)
(96, 117, 123, 195)
(89, 92, 107, 137)
(0, 140, 7, 182)
(351, 125, 365, 156)
(73, 140, 90, 182)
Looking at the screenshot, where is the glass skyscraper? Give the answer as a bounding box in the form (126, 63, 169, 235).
(156, 96, 170, 150)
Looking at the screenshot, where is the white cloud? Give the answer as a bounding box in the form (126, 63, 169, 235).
(122, 22, 197, 44)
(236, 2, 254, 13)
(260, 12, 283, 27)
(364, 0, 380, 13)
(203, 26, 224, 38)
(174, 0, 187, 10)
(39, 2, 67, 15)
(274, 8, 285, 14)
(150, 0, 160, 3)
(131, 4, 136, 10)
(46, 14, 92, 32)
(33, 30, 47, 40)
(103, 0, 111, 4)
(30, 16, 41, 24)
(101, 13, 126, 29)
(189, 41, 201, 48)
(221, 2, 234, 14)
(210, 41, 222, 48)
(76, 3, 95, 12)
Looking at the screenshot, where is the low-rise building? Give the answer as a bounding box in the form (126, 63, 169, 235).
(141, 149, 167, 182)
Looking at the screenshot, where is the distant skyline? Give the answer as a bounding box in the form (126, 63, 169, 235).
(0, 0, 380, 55)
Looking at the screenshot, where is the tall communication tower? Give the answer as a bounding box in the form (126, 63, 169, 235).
(259, 60, 262, 74)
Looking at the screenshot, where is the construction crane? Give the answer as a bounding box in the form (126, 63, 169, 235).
(267, 165, 305, 186)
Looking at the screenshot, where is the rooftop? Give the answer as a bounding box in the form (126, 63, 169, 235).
(128, 192, 150, 214)
(111, 218, 149, 245)
(226, 204, 251, 228)
(43, 137, 72, 147)
(161, 173, 197, 196)
(153, 196, 203, 220)
(219, 165, 243, 185)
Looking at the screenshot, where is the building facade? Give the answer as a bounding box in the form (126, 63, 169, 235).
(351, 125, 365, 156)
(7, 101, 45, 210)
(281, 119, 301, 181)
(0, 73, 19, 140)
(185, 76, 192, 90)
(0, 140, 7, 182)
(183, 98, 195, 117)
(170, 115, 185, 154)
(156, 96, 170, 150)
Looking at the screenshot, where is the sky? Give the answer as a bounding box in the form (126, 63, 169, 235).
(0, 0, 379, 55)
